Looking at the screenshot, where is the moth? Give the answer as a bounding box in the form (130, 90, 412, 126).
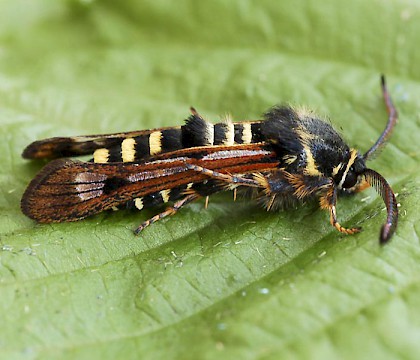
(21, 76, 398, 244)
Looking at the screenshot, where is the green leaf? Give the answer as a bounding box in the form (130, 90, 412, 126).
(1, 1, 419, 359)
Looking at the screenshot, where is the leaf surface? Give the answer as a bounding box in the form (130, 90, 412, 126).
(0, 1, 419, 359)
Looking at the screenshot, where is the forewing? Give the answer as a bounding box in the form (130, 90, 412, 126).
(21, 144, 278, 222)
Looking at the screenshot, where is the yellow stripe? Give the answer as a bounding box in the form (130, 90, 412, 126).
(93, 148, 109, 163)
(121, 138, 136, 162)
(134, 198, 144, 210)
(205, 123, 214, 145)
(149, 131, 162, 155)
(242, 123, 252, 144)
(338, 149, 358, 188)
(186, 183, 193, 190)
(224, 122, 235, 145)
(332, 163, 343, 176)
(160, 189, 171, 203)
(303, 144, 321, 176)
(283, 154, 297, 165)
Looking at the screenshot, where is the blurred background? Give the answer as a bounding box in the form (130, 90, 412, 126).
(1, 1, 419, 359)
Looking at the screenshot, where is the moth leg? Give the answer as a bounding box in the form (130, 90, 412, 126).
(134, 193, 200, 234)
(320, 185, 361, 236)
(185, 164, 263, 188)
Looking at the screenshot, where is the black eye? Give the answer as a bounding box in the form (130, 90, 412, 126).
(342, 168, 358, 189)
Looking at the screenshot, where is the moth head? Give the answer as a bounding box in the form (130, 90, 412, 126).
(334, 148, 398, 245)
(335, 150, 366, 190)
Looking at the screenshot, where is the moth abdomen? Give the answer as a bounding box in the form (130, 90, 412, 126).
(92, 110, 264, 164)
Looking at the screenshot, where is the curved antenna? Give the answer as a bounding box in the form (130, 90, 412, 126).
(363, 169, 398, 244)
(363, 75, 398, 161)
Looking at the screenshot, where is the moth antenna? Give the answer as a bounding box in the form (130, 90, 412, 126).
(363, 75, 398, 161)
(363, 169, 398, 244)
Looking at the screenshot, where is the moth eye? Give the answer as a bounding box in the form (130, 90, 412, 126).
(342, 169, 358, 189)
